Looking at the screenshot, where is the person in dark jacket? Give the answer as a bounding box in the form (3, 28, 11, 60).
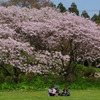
(55, 86, 60, 95)
(61, 86, 70, 96)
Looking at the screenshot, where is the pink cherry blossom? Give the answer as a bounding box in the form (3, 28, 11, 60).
(0, 6, 99, 74)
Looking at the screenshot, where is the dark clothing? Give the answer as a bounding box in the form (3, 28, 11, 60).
(49, 93, 56, 96)
(55, 87, 59, 94)
(55, 87, 61, 96)
(61, 88, 70, 96)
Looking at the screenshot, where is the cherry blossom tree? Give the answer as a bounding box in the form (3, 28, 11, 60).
(0, 6, 100, 81)
(0, 37, 34, 83)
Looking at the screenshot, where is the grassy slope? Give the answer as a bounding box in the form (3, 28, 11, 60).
(0, 89, 100, 100)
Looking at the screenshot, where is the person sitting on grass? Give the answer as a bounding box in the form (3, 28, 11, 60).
(55, 86, 60, 96)
(61, 86, 70, 96)
(48, 86, 58, 96)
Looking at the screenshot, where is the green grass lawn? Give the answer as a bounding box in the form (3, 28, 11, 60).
(0, 89, 100, 100)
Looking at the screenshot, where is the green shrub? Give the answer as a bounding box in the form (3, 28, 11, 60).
(26, 72, 35, 83)
(1, 82, 9, 89)
(65, 74, 76, 83)
(19, 73, 26, 82)
(5, 76, 14, 84)
(84, 67, 96, 77)
(0, 74, 5, 83)
(33, 77, 45, 89)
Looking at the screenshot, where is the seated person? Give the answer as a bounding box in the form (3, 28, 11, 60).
(48, 86, 58, 96)
(55, 86, 60, 95)
(61, 86, 70, 96)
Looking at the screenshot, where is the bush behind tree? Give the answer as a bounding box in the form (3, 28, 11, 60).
(0, 70, 100, 90)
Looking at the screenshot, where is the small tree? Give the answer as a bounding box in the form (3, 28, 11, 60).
(68, 2, 79, 16)
(81, 10, 90, 19)
(91, 11, 100, 24)
(57, 2, 66, 13)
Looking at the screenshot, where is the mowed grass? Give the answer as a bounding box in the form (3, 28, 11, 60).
(0, 89, 100, 100)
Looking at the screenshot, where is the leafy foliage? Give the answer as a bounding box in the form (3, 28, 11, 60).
(68, 2, 79, 15)
(57, 2, 67, 13)
(81, 10, 90, 18)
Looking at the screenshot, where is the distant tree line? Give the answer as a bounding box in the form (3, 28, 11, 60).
(56, 2, 100, 24)
(0, 0, 55, 8)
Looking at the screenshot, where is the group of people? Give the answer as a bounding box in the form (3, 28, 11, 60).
(48, 86, 70, 96)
